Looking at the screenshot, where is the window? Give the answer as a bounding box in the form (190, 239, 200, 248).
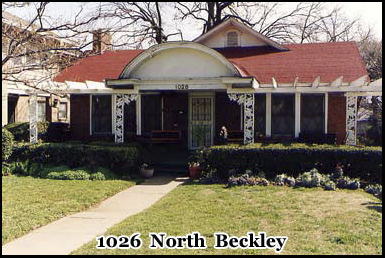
(58, 102, 67, 120)
(301, 94, 325, 134)
(92, 95, 112, 133)
(226, 31, 239, 47)
(271, 94, 295, 136)
(37, 101, 46, 122)
(254, 94, 266, 136)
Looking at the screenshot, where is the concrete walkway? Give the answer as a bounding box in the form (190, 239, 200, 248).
(2, 174, 189, 255)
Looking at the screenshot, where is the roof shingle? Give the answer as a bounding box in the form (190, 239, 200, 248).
(54, 42, 368, 84)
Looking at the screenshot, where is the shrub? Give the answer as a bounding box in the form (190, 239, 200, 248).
(227, 174, 269, 187)
(2, 163, 12, 176)
(336, 177, 361, 190)
(2, 128, 14, 162)
(8, 161, 29, 176)
(295, 169, 329, 188)
(200, 143, 382, 183)
(275, 174, 295, 187)
(4, 122, 49, 142)
(365, 184, 382, 200)
(323, 180, 337, 191)
(47, 170, 90, 180)
(89, 172, 106, 181)
(45, 122, 70, 142)
(9, 143, 140, 177)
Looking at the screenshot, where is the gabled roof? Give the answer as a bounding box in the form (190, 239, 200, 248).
(54, 41, 367, 84)
(193, 17, 289, 51)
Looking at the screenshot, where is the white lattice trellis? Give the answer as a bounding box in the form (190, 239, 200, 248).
(29, 94, 38, 144)
(115, 93, 138, 143)
(346, 96, 357, 145)
(228, 93, 255, 144)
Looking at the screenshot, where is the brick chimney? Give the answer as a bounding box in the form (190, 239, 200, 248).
(92, 30, 112, 53)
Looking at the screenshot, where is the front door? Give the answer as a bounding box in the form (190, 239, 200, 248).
(189, 94, 214, 149)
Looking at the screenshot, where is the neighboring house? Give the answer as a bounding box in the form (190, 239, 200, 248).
(2, 11, 74, 126)
(41, 18, 381, 148)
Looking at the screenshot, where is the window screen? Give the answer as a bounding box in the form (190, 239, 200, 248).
(254, 94, 266, 136)
(58, 102, 67, 120)
(141, 94, 162, 134)
(37, 101, 46, 122)
(301, 94, 325, 134)
(271, 94, 295, 135)
(92, 95, 112, 133)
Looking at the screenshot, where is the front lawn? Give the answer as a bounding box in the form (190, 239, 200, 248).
(73, 183, 382, 255)
(2, 176, 138, 245)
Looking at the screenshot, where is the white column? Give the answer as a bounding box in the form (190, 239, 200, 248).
(243, 93, 255, 144)
(136, 93, 141, 135)
(346, 96, 357, 145)
(29, 93, 38, 144)
(115, 94, 124, 143)
(266, 93, 272, 137)
(295, 92, 301, 138)
(324, 93, 328, 134)
(114, 93, 138, 143)
(228, 93, 254, 144)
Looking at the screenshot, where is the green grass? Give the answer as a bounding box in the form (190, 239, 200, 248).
(2, 176, 138, 245)
(72, 183, 382, 255)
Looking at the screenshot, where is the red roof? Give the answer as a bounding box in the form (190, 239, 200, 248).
(54, 42, 367, 84)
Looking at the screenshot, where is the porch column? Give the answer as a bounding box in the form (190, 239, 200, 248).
(228, 93, 255, 144)
(29, 93, 38, 144)
(114, 93, 138, 143)
(345, 96, 357, 145)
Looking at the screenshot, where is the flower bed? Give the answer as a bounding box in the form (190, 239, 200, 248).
(199, 143, 382, 183)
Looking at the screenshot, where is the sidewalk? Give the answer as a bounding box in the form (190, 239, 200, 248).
(2, 174, 189, 255)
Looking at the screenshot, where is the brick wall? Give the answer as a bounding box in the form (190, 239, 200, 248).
(70, 94, 90, 140)
(328, 93, 346, 144)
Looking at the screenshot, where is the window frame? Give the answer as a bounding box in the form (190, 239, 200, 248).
(91, 94, 113, 134)
(57, 102, 68, 120)
(225, 29, 241, 47)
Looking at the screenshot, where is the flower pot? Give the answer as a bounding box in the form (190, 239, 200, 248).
(189, 165, 202, 179)
(141, 168, 154, 178)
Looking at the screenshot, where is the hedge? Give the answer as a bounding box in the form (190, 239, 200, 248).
(2, 128, 14, 162)
(200, 143, 382, 183)
(9, 143, 140, 176)
(4, 122, 70, 142)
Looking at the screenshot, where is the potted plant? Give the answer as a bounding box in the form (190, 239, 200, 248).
(140, 163, 154, 178)
(188, 161, 202, 179)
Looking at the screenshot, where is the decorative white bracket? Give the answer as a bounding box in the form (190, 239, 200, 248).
(346, 96, 357, 146)
(114, 93, 138, 143)
(29, 93, 38, 144)
(228, 93, 255, 144)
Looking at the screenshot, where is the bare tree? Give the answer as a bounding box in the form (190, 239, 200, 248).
(101, 2, 182, 49)
(2, 2, 124, 94)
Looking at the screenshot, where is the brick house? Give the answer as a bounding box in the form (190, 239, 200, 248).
(27, 18, 381, 148)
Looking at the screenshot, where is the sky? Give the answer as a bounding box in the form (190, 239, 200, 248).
(4, 2, 382, 44)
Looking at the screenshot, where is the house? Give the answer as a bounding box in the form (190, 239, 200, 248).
(26, 18, 381, 148)
(2, 11, 76, 126)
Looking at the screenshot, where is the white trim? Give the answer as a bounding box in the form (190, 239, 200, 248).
(89, 95, 92, 135)
(266, 93, 272, 137)
(120, 41, 241, 78)
(240, 104, 244, 130)
(295, 92, 301, 138)
(350, 75, 368, 87)
(325, 93, 328, 134)
(161, 96, 164, 130)
(331, 76, 344, 87)
(136, 94, 141, 135)
(345, 92, 382, 97)
(112, 94, 116, 134)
